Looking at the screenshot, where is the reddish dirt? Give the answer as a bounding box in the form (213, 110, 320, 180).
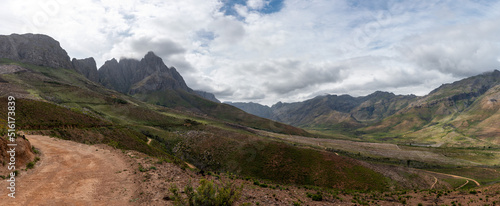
(0, 135, 140, 205)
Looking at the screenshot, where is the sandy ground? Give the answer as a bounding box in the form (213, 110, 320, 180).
(0, 135, 139, 205)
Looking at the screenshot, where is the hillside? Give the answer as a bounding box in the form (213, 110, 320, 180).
(231, 71, 500, 147)
(362, 70, 500, 146)
(229, 91, 417, 128)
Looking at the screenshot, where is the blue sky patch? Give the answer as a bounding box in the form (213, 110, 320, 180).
(220, 0, 285, 18)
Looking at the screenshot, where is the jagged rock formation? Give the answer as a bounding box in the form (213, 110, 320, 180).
(72, 57, 99, 82)
(0, 33, 72, 69)
(0, 33, 219, 103)
(98, 52, 191, 94)
(97, 51, 221, 103)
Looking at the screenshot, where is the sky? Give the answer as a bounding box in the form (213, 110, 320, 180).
(1, 0, 500, 105)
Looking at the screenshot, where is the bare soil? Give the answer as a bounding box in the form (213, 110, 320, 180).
(0, 135, 140, 205)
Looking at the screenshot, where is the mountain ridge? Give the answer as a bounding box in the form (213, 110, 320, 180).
(229, 70, 500, 146)
(0, 33, 307, 136)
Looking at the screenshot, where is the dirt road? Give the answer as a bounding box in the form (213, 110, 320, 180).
(0, 135, 139, 205)
(424, 170, 480, 189)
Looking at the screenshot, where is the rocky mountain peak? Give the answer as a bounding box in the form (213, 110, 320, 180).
(72, 57, 99, 82)
(491, 69, 500, 76)
(0, 33, 73, 69)
(144, 51, 160, 60)
(98, 52, 192, 95)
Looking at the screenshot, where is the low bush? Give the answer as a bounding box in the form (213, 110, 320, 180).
(169, 179, 242, 206)
(26, 161, 35, 169)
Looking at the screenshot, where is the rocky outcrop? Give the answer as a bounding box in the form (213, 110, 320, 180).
(195, 90, 220, 103)
(0, 33, 73, 69)
(71, 57, 99, 82)
(98, 51, 192, 95)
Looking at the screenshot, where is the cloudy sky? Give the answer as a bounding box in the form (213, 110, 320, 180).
(1, 0, 500, 105)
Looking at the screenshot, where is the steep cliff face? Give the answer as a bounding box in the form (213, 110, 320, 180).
(98, 58, 136, 94)
(71, 57, 99, 82)
(98, 52, 192, 95)
(0, 33, 72, 69)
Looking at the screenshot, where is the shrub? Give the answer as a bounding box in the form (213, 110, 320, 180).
(307, 192, 323, 201)
(32, 146, 40, 154)
(112, 98, 128, 104)
(138, 164, 148, 172)
(169, 179, 242, 206)
(26, 161, 35, 169)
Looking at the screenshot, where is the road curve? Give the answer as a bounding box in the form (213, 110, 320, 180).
(424, 170, 480, 189)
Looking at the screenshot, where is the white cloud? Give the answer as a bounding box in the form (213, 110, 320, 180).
(399, 19, 500, 77)
(1, 0, 499, 105)
(247, 0, 266, 10)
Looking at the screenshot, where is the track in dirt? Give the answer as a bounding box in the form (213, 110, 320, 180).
(424, 170, 480, 190)
(0, 135, 139, 205)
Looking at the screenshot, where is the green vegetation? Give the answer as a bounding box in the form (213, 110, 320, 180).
(26, 161, 35, 169)
(169, 179, 242, 206)
(306, 192, 323, 201)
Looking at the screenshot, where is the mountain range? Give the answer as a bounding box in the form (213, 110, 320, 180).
(2, 33, 499, 148)
(0, 33, 307, 136)
(228, 70, 500, 147)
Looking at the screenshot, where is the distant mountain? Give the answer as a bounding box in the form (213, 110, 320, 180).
(225, 102, 273, 119)
(195, 90, 220, 103)
(363, 70, 500, 146)
(231, 91, 416, 128)
(231, 71, 500, 146)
